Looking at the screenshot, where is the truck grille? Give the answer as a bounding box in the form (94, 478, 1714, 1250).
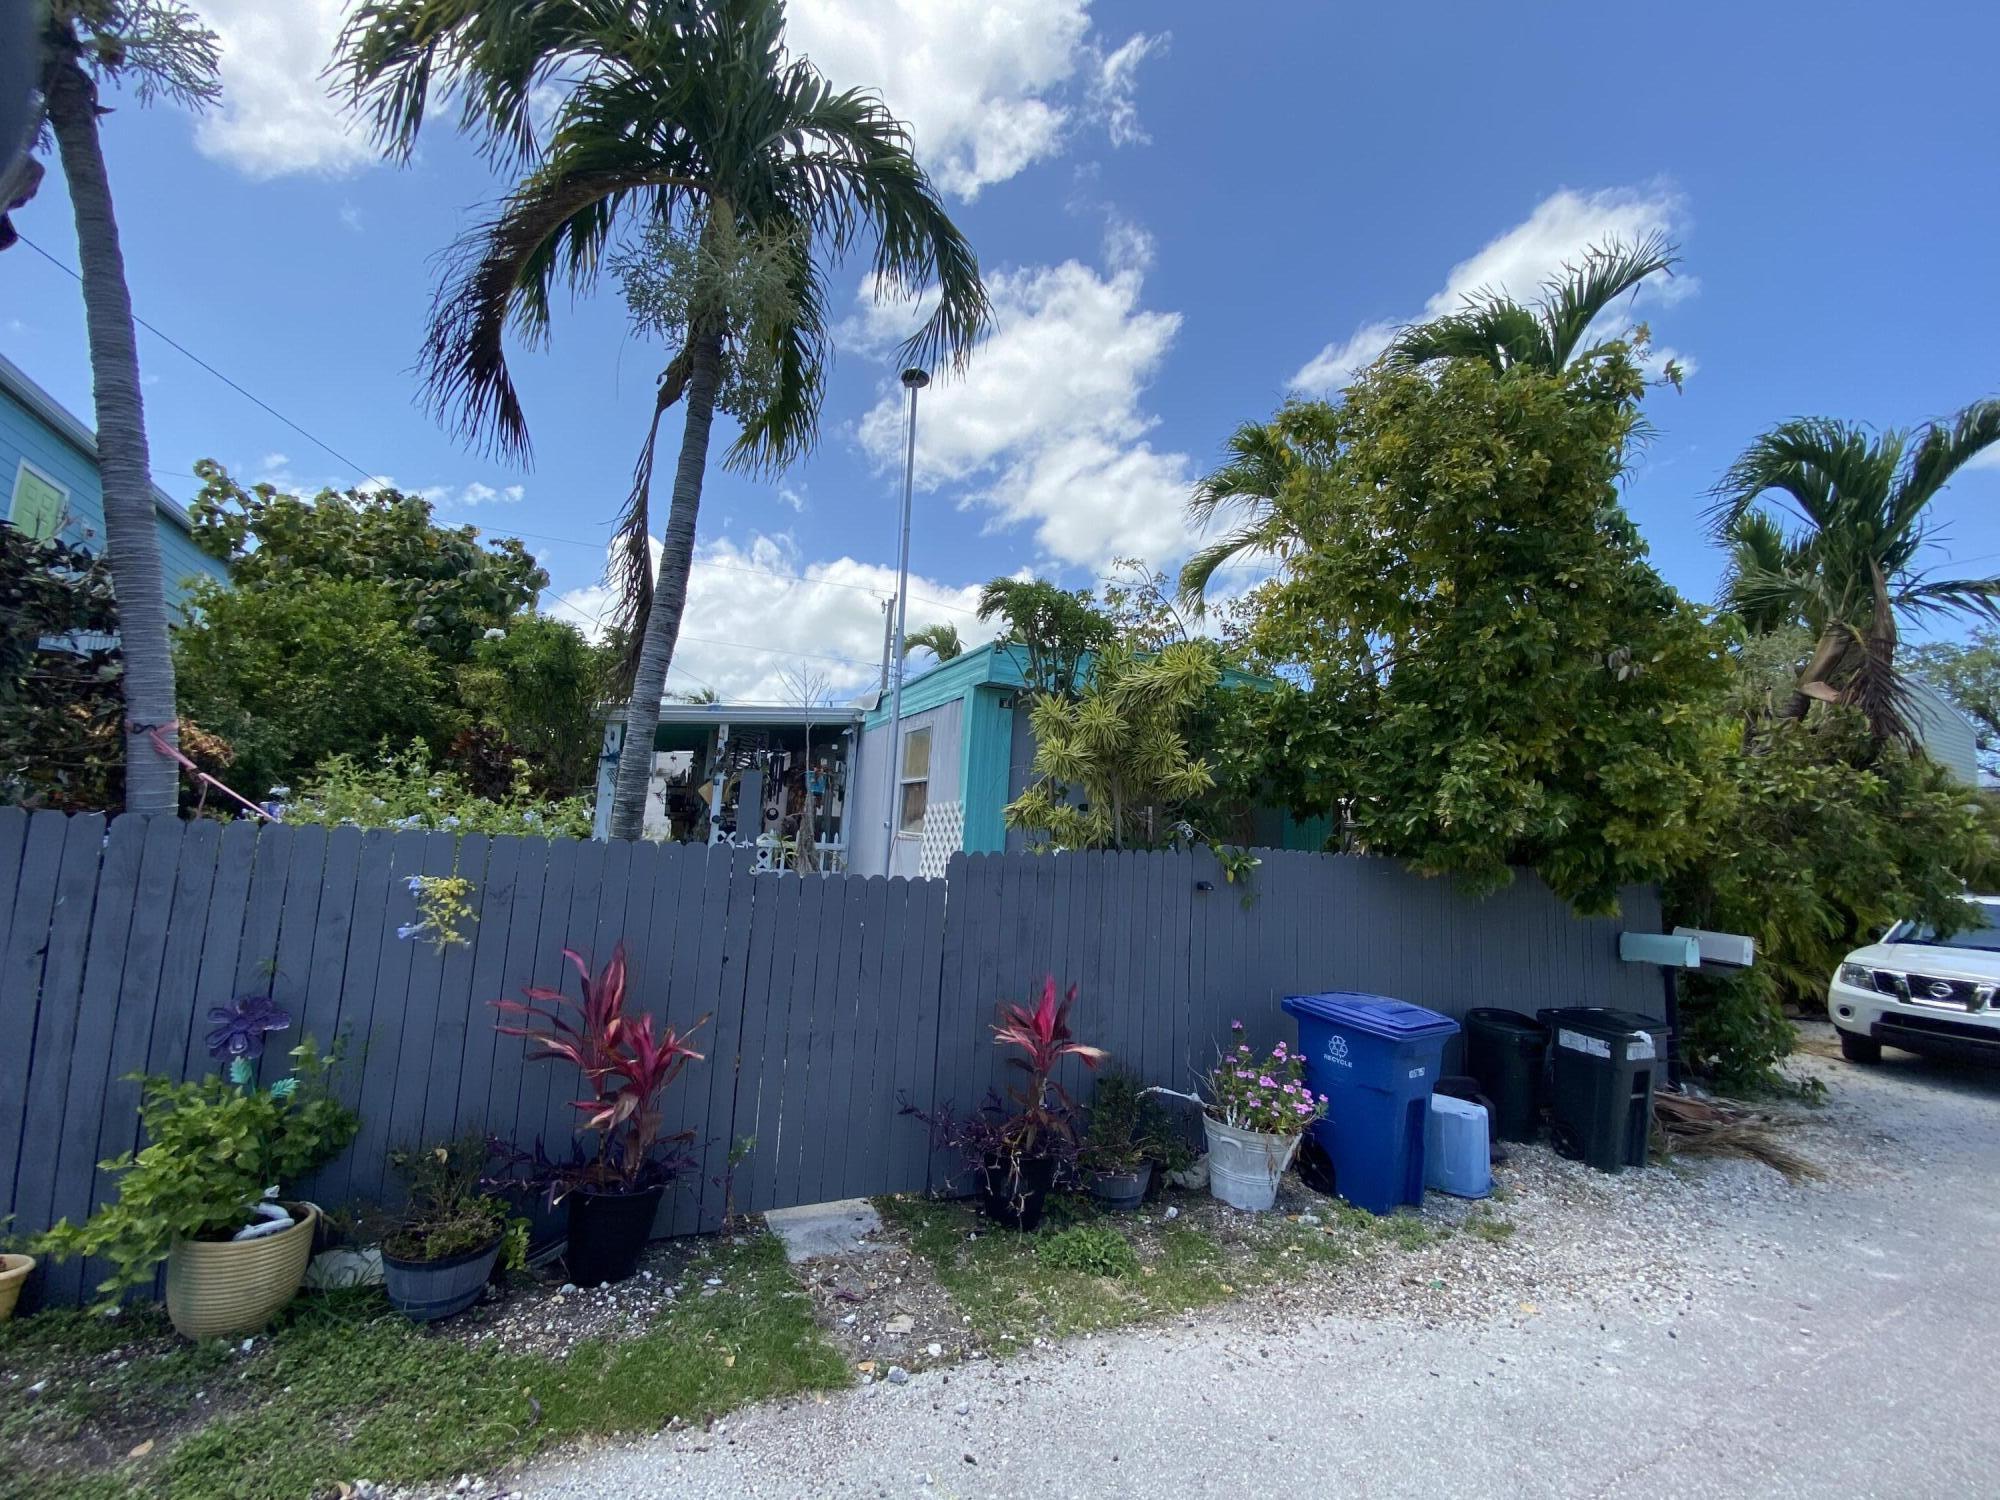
(1869, 971, 1989, 1011)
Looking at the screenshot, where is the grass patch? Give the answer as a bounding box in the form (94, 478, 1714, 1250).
(881, 1197, 1235, 1343)
(1036, 1225, 1140, 1279)
(1, 1234, 846, 1500)
(1469, 1213, 1516, 1243)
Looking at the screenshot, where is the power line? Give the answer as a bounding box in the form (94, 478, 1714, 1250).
(18, 233, 383, 485)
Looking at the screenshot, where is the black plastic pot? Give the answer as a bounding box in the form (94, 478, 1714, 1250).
(565, 1184, 665, 1286)
(382, 1236, 502, 1323)
(1088, 1162, 1152, 1210)
(975, 1154, 1058, 1230)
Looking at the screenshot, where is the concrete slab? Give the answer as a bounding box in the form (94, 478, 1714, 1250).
(763, 1198, 889, 1263)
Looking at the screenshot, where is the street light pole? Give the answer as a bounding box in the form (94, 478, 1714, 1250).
(880, 366, 928, 874)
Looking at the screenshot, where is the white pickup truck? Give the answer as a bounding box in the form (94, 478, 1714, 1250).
(1827, 897, 2000, 1065)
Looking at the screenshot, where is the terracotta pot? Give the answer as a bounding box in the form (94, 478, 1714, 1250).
(165, 1203, 317, 1340)
(0, 1253, 33, 1320)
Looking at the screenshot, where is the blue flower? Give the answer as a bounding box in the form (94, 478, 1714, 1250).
(405, 875, 426, 894)
(396, 922, 427, 940)
(206, 994, 292, 1062)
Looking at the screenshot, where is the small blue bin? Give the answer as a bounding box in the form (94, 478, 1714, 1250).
(1281, 992, 1460, 1215)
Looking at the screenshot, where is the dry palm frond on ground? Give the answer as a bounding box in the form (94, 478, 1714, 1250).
(1653, 1091, 1825, 1181)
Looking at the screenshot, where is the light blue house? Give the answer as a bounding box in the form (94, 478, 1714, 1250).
(0, 350, 227, 614)
(594, 641, 1325, 875)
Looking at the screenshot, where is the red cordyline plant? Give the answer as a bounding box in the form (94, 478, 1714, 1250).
(492, 944, 706, 1193)
(992, 977, 1107, 1158)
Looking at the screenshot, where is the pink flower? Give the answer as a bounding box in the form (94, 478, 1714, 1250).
(1237, 1043, 1251, 1054)
(1236, 1069, 1254, 1080)
(1282, 1082, 1297, 1094)
(1258, 1075, 1276, 1088)
(1294, 1100, 1311, 1114)
(1231, 1019, 1244, 1031)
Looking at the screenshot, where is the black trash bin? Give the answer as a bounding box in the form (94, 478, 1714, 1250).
(1463, 1008, 1549, 1143)
(1536, 1007, 1670, 1173)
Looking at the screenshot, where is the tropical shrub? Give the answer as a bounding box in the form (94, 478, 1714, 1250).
(492, 944, 707, 1195)
(990, 978, 1108, 1160)
(1080, 1069, 1186, 1176)
(1200, 1022, 1327, 1137)
(35, 1002, 356, 1303)
(282, 745, 593, 838)
(0, 520, 121, 811)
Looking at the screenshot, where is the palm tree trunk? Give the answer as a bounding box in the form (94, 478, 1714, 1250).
(608, 323, 724, 840)
(46, 57, 180, 817)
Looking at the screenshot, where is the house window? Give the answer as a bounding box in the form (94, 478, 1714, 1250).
(9, 460, 67, 542)
(897, 725, 932, 835)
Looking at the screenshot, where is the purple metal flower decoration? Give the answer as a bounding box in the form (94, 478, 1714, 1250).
(206, 993, 292, 1062)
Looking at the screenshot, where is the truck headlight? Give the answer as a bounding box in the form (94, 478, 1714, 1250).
(1837, 962, 1876, 990)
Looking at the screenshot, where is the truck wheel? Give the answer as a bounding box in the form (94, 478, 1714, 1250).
(1839, 1029, 1882, 1065)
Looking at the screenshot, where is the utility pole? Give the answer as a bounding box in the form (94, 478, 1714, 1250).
(879, 367, 928, 873)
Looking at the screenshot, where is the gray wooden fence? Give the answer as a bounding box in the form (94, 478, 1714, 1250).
(0, 809, 1666, 1304)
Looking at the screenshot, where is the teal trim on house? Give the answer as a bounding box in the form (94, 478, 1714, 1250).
(0, 352, 228, 616)
(960, 684, 1016, 852)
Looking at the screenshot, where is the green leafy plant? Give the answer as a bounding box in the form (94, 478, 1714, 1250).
(383, 1134, 527, 1269)
(283, 744, 594, 838)
(400, 872, 479, 953)
(1035, 1224, 1139, 1279)
(35, 1038, 357, 1304)
(1081, 1070, 1183, 1176)
(1200, 1022, 1328, 1136)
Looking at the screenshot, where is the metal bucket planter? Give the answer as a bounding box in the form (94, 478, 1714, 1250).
(1087, 1162, 1152, 1211)
(0, 1254, 33, 1320)
(382, 1238, 502, 1323)
(1203, 1119, 1300, 1212)
(165, 1202, 317, 1340)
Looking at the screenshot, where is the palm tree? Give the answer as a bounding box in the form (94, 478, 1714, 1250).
(902, 622, 961, 663)
(1384, 234, 1680, 379)
(1707, 400, 2000, 741)
(20, 4, 220, 814)
(338, 0, 990, 841)
(1717, 510, 1811, 637)
(1177, 405, 1329, 611)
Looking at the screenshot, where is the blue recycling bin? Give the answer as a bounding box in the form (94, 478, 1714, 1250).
(1281, 992, 1460, 1215)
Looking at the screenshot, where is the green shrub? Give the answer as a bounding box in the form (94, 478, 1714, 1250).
(34, 1041, 357, 1303)
(1036, 1224, 1139, 1279)
(283, 745, 593, 838)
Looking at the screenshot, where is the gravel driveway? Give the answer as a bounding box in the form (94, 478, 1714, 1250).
(515, 1026, 2000, 1499)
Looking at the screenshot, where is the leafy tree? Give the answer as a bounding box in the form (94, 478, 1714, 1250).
(175, 578, 454, 801)
(902, 622, 962, 663)
(1384, 234, 1682, 381)
(188, 460, 547, 666)
(14, 2, 221, 814)
(1912, 627, 2000, 774)
(1234, 353, 1730, 914)
(976, 577, 1115, 699)
(1706, 400, 2000, 742)
(337, 0, 992, 841)
(282, 745, 593, 839)
(1667, 711, 1989, 1090)
(1178, 405, 1340, 610)
(457, 613, 615, 797)
(1006, 640, 1221, 850)
(1, 519, 121, 809)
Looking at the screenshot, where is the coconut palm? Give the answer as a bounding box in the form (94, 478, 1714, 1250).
(1717, 510, 1812, 637)
(338, 0, 990, 840)
(1707, 400, 2000, 741)
(17, 4, 220, 814)
(902, 622, 961, 663)
(1384, 234, 1680, 379)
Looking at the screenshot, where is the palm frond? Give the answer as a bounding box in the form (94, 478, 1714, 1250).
(1536, 231, 1678, 369)
(609, 349, 693, 692)
(1898, 398, 2000, 517)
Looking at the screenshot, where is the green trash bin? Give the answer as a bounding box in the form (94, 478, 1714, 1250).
(1536, 1007, 1670, 1173)
(1463, 1008, 1548, 1143)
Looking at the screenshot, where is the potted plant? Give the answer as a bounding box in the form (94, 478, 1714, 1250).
(379, 1135, 528, 1322)
(492, 944, 705, 1287)
(913, 978, 1106, 1230)
(35, 996, 357, 1336)
(0, 1219, 30, 1321)
(1193, 1022, 1328, 1212)
(1080, 1070, 1174, 1210)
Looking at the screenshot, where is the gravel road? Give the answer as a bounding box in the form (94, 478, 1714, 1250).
(514, 1028, 2000, 1499)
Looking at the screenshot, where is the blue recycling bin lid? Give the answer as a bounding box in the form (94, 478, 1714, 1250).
(1282, 991, 1460, 1041)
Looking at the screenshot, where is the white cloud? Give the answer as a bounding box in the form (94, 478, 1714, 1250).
(552, 533, 996, 702)
(853, 229, 1196, 570)
(785, 1, 1160, 198)
(778, 484, 807, 512)
(191, 1, 373, 178)
(1090, 32, 1169, 148)
(1968, 445, 2000, 473)
(1292, 185, 1695, 394)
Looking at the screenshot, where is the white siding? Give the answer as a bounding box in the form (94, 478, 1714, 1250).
(1910, 680, 1980, 784)
(847, 698, 963, 877)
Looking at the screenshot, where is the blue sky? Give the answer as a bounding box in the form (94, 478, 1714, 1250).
(6, 0, 1998, 701)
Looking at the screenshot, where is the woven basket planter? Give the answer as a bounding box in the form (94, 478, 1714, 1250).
(164, 1203, 317, 1340)
(0, 1254, 33, 1321)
